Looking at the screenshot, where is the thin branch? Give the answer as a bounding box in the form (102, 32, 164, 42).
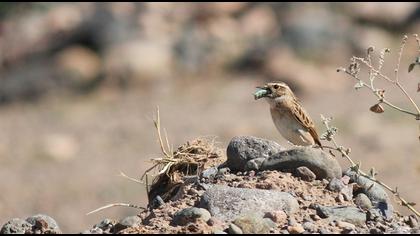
(86, 203, 146, 215)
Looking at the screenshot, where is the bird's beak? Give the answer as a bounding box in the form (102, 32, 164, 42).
(254, 86, 271, 100)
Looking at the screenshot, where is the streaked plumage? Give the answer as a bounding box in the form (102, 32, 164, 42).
(254, 82, 322, 148)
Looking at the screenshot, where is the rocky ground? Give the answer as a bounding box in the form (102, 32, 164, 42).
(2, 135, 419, 234)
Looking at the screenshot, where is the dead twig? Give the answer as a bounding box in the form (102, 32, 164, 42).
(86, 203, 147, 216)
(320, 115, 420, 217)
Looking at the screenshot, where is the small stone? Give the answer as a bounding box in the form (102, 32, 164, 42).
(355, 193, 373, 210)
(217, 168, 230, 176)
(287, 224, 305, 234)
(0, 218, 32, 234)
(406, 215, 418, 228)
(85, 227, 103, 234)
(288, 217, 298, 226)
(341, 185, 353, 201)
(213, 229, 228, 234)
(228, 224, 243, 234)
(336, 194, 345, 203)
(263, 211, 287, 224)
(114, 215, 142, 232)
(202, 167, 219, 179)
(337, 221, 356, 230)
(94, 218, 116, 231)
(172, 207, 211, 226)
(310, 214, 321, 221)
(341, 175, 351, 185)
(295, 166, 316, 181)
(233, 214, 276, 234)
(315, 205, 367, 226)
(327, 178, 345, 192)
(319, 228, 331, 234)
(207, 217, 222, 227)
(302, 222, 316, 232)
(25, 214, 61, 234)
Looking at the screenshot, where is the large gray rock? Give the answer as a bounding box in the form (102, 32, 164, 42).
(344, 170, 393, 220)
(260, 147, 342, 180)
(0, 218, 32, 234)
(315, 205, 367, 226)
(226, 136, 285, 171)
(226, 136, 341, 180)
(199, 185, 299, 222)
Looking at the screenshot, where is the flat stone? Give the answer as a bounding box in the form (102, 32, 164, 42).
(172, 207, 211, 226)
(200, 185, 299, 222)
(233, 214, 276, 234)
(315, 205, 367, 226)
(226, 136, 285, 171)
(260, 147, 342, 180)
(0, 218, 32, 234)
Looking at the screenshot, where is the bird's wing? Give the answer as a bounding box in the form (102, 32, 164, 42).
(289, 99, 323, 148)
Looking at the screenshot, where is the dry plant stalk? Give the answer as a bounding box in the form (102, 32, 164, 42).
(337, 34, 420, 140)
(140, 107, 221, 203)
(320, 115, 420, 217)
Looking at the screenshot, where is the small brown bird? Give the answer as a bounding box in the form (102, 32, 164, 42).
(254, 82, 323, 149)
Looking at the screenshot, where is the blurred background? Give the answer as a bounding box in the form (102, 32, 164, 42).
(0, 2, 419, 233)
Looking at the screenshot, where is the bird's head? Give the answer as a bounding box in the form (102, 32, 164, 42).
(254, 82, 294, 100)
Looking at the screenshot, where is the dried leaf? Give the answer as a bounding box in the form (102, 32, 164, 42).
(409, 63, 416, 73)
(370, 104, 384, 113)
(418, 83, 420, 92)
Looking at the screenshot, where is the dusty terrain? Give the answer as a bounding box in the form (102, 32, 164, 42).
(0, 3, 419, 233)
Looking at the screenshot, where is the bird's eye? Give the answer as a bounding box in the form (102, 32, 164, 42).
(273, 84, 279, 90)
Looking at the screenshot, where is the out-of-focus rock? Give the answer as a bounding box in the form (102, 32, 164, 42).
(343, 2, 417, 25)
(263, 47, 348, 95)
(104, 39, 173, 83)
(43, 133, 79, 162)
(239, 5, 279, 39)
(280, 4, 353, 63)
(55, 46, 102, 86)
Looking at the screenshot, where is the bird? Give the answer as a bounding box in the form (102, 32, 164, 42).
(254, 81, 323, 149)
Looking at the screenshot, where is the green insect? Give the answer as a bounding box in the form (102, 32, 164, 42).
(253, 88, 269, 100)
